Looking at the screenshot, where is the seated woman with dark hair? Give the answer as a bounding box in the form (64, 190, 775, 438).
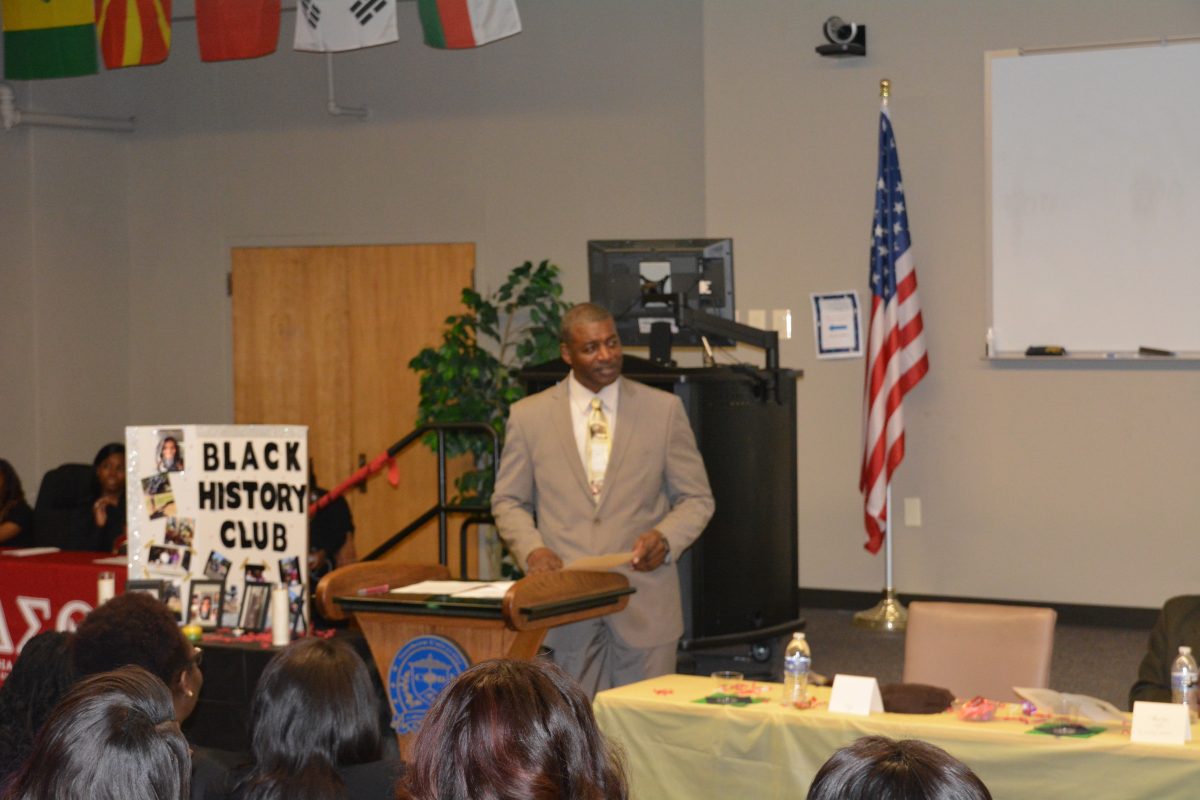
(397, 659, 627, 800)
(70, 443, 126, 552)
(1, 665, 191, 800)
(70, 592, 223, 798)
(0, 632, 77, 786)
(807, 736, 991, 800)
(228, 637, 396, 800)
(0, 459, 34, 548)
(71, 592, 202, 723)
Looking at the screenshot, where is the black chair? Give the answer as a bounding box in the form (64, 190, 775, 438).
(33, 464, 93, 549)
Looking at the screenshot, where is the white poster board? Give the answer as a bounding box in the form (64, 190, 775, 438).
(987, 41, 1200, 356)
(125, 425, 309, 633)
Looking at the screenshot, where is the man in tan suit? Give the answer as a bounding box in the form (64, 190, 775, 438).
(492, 303, 714, 696)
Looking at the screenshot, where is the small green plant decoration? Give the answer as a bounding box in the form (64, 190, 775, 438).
(409, 259, 570, 505)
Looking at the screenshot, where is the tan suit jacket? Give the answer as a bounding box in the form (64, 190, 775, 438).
(492, 377, 714, 649)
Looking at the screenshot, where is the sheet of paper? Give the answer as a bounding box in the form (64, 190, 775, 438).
(451, 581, 515, 599)
(390, 580, 481, 595)
(91, 555, 129, 565)
(1, 547, 61, 557)
(1131, 701, 1192, 744)
(566, 551, 635, 571)
(810, 292, 862, 359)
(827, 674, 884, 716)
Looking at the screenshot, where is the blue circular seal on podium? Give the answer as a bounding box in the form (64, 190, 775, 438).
(387, 635, 471, 734)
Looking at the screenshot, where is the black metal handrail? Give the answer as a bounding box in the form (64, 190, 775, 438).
(360, 422, 499, 569)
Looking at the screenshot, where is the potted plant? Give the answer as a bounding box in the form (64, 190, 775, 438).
(409, 258, 570, 507)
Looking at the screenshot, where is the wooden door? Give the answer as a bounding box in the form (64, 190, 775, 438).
(232, 244, 475, 568)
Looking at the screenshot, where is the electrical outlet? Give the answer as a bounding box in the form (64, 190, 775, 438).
(904, 497, 922, 527)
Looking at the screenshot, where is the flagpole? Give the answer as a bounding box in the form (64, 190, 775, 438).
(853, 77, 910, 632)
(853, 486, 908, 631)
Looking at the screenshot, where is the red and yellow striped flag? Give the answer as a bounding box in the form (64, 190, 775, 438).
(95, 0, 172, 69)
(2, 0, 98, 79)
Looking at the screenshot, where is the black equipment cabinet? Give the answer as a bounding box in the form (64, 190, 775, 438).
(520, 356, 803, 662)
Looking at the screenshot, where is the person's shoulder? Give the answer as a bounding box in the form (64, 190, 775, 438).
(620, 378, 680, 408)
(510, 382, 566, 413)
(340, 755, 404, 799)
(1162, 595, 1200, 620)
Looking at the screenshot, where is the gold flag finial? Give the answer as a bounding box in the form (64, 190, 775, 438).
(880, 79, 890, 98)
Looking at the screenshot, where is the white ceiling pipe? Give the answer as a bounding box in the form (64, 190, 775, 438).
(0, 83, 135, 133)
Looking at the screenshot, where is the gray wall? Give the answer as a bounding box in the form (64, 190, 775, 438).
(2, 1, 1198, 608)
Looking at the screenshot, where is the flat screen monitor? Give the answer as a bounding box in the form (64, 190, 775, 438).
(587, 238, 735, 347)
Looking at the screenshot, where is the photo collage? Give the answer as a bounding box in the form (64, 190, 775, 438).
(125, 425, 309, 635)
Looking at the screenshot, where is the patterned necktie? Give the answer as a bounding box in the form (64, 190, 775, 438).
(585, 398, 611, 503)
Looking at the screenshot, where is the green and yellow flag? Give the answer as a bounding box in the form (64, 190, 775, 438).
(2, 0, 98, 79)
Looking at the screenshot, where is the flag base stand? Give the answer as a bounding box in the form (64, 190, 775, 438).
(852, 588, 907, 632)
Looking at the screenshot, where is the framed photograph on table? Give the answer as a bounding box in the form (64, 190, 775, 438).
(188, 580, 224, 630)
(125, 579, 165, 600)
(239, 581, 272, 631)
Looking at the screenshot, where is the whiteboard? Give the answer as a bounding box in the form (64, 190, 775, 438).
(987, 41, 1200, 356)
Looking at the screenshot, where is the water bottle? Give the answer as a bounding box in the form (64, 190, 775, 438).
(1171, 645, 1199, 721)
(783, 632, 811, 704)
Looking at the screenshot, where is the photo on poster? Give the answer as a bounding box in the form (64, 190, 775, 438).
(164, 517, 195, 548)
(188, 580, 224, 630)
(287, 584, 306, 634)
(148, 544, 192, 573)
(244, 563, 266, 583)
(239, 582, 272, 631)
(278, 555, 301, 586)
(162, 579, 185, 621)
(140, 473, 177, 519)
(126, 579, 165, 600)
(156, 429, 185, 473)
(204, 550, 231, 582)
(220, 584, 241, 628)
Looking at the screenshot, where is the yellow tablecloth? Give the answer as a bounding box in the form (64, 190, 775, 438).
(593, 674, 1200, 800)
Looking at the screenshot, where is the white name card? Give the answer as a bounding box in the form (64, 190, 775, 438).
(828, 674, 885, 716)
(1131, 701, 1192, 745)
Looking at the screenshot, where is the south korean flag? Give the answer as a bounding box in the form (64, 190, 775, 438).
(294, 0, 399, 52)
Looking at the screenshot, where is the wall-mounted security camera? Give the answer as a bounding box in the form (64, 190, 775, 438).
(816, 16, 866, 57)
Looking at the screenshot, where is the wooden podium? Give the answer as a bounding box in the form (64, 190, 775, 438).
(315, 562, 633, 753)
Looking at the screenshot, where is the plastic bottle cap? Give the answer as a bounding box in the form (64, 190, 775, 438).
(794, 632, 806, 640)
(1183, 646, 1193, 655)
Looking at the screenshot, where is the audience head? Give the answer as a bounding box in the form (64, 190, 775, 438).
(71, 592, 202, 722)
(0, 632, 77, 783)
(1, 665, 190, 800)
(91, 443, 126, 498)
(806, 736, 991, 800)
(0, 459, 26, 510)
(398, 658, 627, 800)
(235, 637, 381, 800)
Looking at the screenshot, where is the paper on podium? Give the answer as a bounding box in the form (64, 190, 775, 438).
(390, 580, 480, 595)
(565, 551, 634, 571)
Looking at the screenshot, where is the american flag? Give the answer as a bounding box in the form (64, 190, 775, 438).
(859, 99, 929, 554)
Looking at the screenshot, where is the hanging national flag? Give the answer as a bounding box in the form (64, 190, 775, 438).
(95, 0, 172, 69)
(417, 0, 520, 49)
(195, 0, 280, 62)
(859, 84, 929, 555)
(2, 0, 98, 80)
(294, 0, 398, 53)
